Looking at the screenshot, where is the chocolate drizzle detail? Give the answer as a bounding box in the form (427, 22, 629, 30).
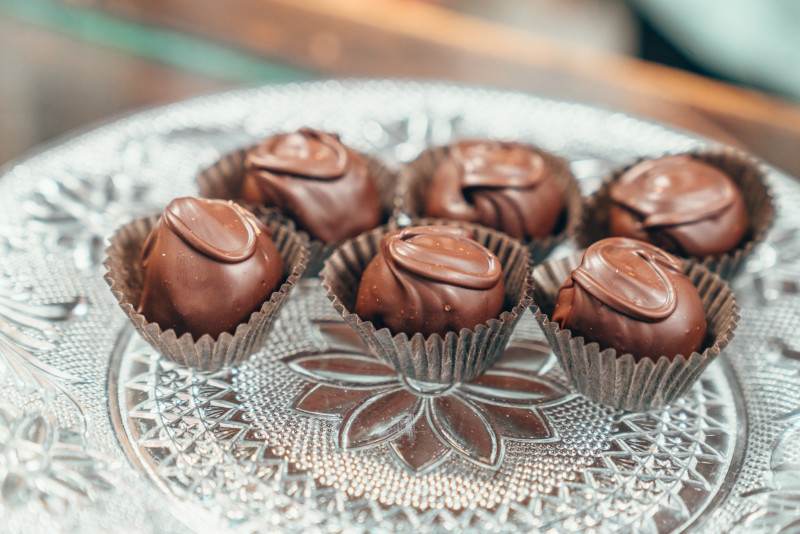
(162, 197, 258, 263)
(384, 226, 502, 290)
(610, 156, 737, 227)
(571, 239, 681, 321)
(246, 128, 348, 179)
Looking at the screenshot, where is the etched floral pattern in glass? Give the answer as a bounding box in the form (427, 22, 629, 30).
(285, 322, 566, 473)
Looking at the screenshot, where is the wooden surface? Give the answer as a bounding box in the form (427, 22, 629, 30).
(0, 16, 230, 163)
(3, 0, 800, 176)
(79, 0, 800, 176)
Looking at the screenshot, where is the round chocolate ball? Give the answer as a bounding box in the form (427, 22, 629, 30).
(138, 197, 284, 339)
(241, 128, 381, 244)
(608, 155, 748, 257)
(355, 225, 505, 337)
(551, 237, 706, 360)
(424, 140, 564, 240)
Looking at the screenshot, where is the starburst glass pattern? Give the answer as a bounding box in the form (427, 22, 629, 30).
(24, 168, 156, 270)
(118, 336, 320, 529)
(0, 274, 85, 398)
(0, 403, 112, 516)
(0, 263, 110, 521)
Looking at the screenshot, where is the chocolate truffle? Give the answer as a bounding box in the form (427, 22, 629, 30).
(354, 226, 505, 337)
(241, 128, 381, 244)
(551, 237, 706, 360)
(138, 197, 283, 339)
(424, 140, 564, 240)
(609, 155, 748, 257)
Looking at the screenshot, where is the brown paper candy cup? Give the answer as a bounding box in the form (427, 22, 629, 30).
(104, 212, 309, 371)
(397, 142, 582, 262)
(576, 146, 775, 279)
(531, 252, 739, 411)
(196, 143, 398, 276)
(321, 219, 534, 385)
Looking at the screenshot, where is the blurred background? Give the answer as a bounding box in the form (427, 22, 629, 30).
(1, 0, 799, 173)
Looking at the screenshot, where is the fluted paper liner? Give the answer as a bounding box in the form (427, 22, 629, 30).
(576, 146, 775, 279)
(104, 212, 309, 371)
(398, 143, 582, 262)
(532, 252, 739, 411)
(197, 143, 399, 275)
(321, 220, 534, 384)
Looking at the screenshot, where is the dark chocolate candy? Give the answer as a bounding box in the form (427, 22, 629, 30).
(552, 237, 706, 360)
(138, 197, 283, 338)
(424, 140, 564, 239)
(354, 225, 505, 337)
(241, 128, 381, 244)
(609, 155, 748, 256)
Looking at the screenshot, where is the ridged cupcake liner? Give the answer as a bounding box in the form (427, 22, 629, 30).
(397, 142, 582, 262)
(576, 146, 775, 279)
(321, 219, 534, 385)
(531, 252, 739, 411)
(196, 143, 398, 276)
(104, 212, 309, 371)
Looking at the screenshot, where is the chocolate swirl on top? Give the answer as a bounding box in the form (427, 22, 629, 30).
(571, 238, 680, 321)
(246, 128, 348, 179)
(455, 140, 547, 188)
(355, 226, 505, 337)
(611, 156, 737, 227)
(139, 197, 284, 339)
(160, 197, 258, 263)
(552, 237, 706, 360)
(608, 155, 748, 257)
(424, 140, 564, 240)
(242, 128, 382, 244)
(384, 226, 502, 290)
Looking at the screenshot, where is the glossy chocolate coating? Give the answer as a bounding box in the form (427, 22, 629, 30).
(424, 140, 564, 239)
(355, 226, 505, 337)
(552, 237, 706, 360)
(609, 155, 748, 256)
(138, 197, 283, 339)
(241, 128, 381, 244)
